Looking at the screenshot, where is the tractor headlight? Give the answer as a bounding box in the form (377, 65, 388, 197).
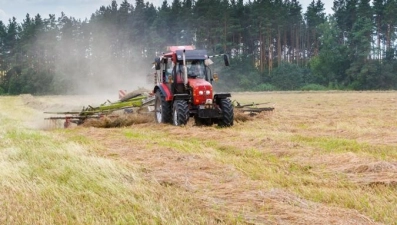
(199, 91, 204, 95)
(205, 90, 211, 95)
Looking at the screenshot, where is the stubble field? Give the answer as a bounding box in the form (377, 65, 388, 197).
(1, 91, 396, 224)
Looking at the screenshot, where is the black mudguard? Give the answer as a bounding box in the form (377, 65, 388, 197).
(214, 93, 231, 100)
(173, 94, 190, 101)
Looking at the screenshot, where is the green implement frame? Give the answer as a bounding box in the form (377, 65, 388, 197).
(45, 94, 155, 127)
(232, 100, 275, 116)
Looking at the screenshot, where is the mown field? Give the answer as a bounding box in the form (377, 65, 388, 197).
(1, 91, 397, 224)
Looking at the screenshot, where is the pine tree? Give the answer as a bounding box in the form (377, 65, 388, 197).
(305, 0, 326, 57)
(0, 21, 7, 92)
(151, 0, 172, 50)
(373, 0, 385, 60)
(287, 0, 303, 65)
(346, 16, 374, 89)
(310, 17, 350, 87)
(333, 0, 358, 44)
(384, 0, 397, 52)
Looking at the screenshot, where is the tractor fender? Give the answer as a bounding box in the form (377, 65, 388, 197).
(173, 94, 190, 101)
(154, 84, 173, 101)
(214, 93, 231, 100)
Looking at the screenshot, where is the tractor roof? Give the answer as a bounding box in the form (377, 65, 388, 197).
(167, 45, 195, 52)
(163, 46, 208, 60)
(175, 50, 208, 60)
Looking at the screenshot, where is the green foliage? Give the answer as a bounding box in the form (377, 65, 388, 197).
(270, 63, 304, 90)
(309, 18, 351, 86)
(304, 0, 326, 57)
(0, 0, 396, 93)
(253, 83, 278, 91)
(5, 67, 54, 95)
(238, 71, 262, 90)
(345, 17, 376, 90)
(5, 67, 22, 95)
(300, 84, 328, 91)
(215, 55, 262, 91)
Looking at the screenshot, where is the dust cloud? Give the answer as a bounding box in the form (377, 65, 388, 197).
(34, 19, 155, 100)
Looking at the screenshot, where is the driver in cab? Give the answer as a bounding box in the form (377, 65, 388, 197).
(188, 60, 203, 78)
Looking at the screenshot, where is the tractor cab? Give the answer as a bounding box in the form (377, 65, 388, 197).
(155, 48, 212, 95)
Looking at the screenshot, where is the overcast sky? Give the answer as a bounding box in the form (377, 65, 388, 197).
(0, 0, 333, 23)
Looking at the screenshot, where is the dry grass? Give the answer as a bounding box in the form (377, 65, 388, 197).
(2, 91, 397, 224)
(0, 97, 232, 224)
(233, 111, 256, 123)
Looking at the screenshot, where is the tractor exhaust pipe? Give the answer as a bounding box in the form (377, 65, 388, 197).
(183, 49, 188, 86)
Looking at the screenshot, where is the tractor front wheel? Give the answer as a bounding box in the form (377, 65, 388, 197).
(173, 100, 189, 126)
(155, 90, 172, 124)
(218, 98, 234, 127)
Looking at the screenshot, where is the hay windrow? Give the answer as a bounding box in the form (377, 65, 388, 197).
(345, 161, 397, 173)
(343, 162, 397, 187)
(233, 111, 253, 122)
(82, 114, 154, 128)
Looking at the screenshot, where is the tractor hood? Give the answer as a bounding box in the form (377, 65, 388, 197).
(189, 78, 213, 105)
(188, 78, 212, 89)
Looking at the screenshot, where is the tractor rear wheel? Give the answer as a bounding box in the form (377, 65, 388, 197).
(218, 98, 234, 127)
(173, 100, 189, 126)
(155, 90, 172, 123)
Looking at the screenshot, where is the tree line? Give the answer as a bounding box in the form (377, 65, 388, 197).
(0, 0, 396, 95)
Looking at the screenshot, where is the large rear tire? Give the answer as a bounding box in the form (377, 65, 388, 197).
(155, 90, 172, 123)
(173, 100, 189, 126)
(218, 98, 234, 127)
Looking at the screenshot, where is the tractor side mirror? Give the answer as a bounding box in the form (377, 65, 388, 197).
(154, 57, 161, 70)
(205, 58, 214, 66)
(223, 54, 230, 66)
(213, 73, 219, 81)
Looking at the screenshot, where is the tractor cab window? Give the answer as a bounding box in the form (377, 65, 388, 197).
(174, 62, 184, 83)
(165, 59, 173, 82)
(187, 60, 205, 78)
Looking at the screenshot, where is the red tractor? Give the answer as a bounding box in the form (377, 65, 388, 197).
(153, 46, 233, 127)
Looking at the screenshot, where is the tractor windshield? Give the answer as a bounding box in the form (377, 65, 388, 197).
(186, 60, 205, 78)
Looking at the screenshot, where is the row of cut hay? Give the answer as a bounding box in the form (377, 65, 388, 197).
(83, 110, 271, 128)
(83, 113, 155, 128)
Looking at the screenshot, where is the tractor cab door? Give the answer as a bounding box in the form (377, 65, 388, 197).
(163, 58, 173, 84)
(172, 62, 186, 94)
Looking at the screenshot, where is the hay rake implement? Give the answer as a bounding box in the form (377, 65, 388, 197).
(45, 94, 155, 128)
(232, 101, 275, 116)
